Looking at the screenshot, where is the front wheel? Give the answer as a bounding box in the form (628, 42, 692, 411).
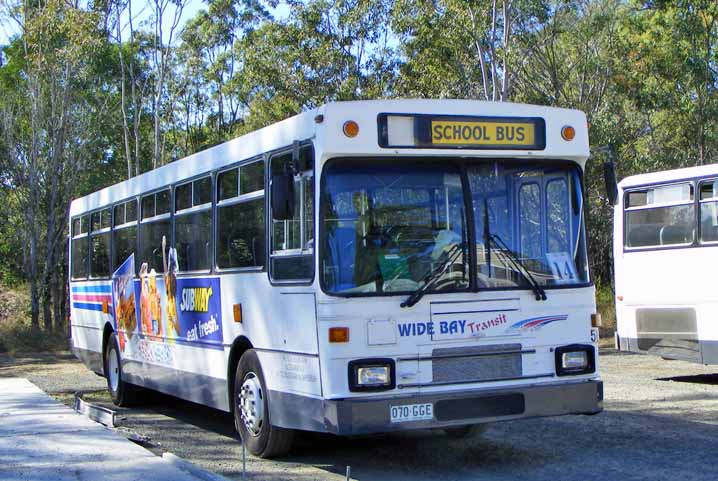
(104, 333, 139, 407)
(233, 349, 294, 458)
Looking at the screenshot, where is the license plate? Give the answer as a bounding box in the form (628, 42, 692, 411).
(390, 403, 434, 423)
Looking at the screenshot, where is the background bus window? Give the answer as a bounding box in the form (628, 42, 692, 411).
(71, 215, 90, 279)
(270, 146, 314, 281)
(139, 189, 171, 273)
(699, 179, 718, 243)
(113, 199, 137, 270)
(175, 176, 212, 271)
(90, 208, 111, 278)
(624, 183, 694, 248)
(217, 160, 266, 269)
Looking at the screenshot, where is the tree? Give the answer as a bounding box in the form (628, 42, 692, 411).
(0, 0, 109, 330)
(392, 0, 547, 100)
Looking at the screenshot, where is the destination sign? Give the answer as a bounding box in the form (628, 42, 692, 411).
(431, 120, 535, 147)
(378, 113, 546, 150)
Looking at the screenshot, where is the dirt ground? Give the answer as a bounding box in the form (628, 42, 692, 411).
(1, 349, 717, 481)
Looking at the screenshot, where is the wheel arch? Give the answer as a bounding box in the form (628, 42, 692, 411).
(227, 335, 254, 413)
(101, 322, 115, 377)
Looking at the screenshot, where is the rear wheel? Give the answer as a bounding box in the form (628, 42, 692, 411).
(233, 349, 294, 458)
(443, 424, 488, 439)
(104, 333, 139, 407)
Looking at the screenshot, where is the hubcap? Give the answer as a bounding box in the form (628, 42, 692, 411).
(108, 348, 119, 393)
(238, 373, 264, 436)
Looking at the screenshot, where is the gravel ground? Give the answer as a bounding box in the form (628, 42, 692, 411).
(1, 349, 717, 481)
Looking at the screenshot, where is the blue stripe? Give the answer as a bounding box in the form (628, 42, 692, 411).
(74, 302, 105, 312)
(72, 285, 112, 293)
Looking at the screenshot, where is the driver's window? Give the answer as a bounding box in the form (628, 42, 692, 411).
(270, 145, 314, 281)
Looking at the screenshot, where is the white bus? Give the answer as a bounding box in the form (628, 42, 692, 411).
(69, 99, 603, 458)
(613, 164, 718, 364)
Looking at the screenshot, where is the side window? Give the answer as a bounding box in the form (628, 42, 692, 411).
(624, 183, 695, 248)
(139, 189, 171, 273)
(90, 208, 111, 278)
(113, 199, 138, 270)
(71, 215, 89, 279)
(217, 160, 266, 269)
(270, 145, 314, 281)
(175, 176, 213, 271)
(699, 179, 718, 243)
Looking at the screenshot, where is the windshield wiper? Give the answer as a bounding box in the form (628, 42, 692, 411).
(489, 234, 547, 301)
(400, 243, 463, 308)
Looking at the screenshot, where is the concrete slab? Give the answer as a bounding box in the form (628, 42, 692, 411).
(0, 378, 227, 481)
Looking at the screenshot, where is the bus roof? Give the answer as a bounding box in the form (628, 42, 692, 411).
(70, 99, 589, 217)
(619, 163, 718, 190)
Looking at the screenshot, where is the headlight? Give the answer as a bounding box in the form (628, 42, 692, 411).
(561, 351, 588, 370)
(555, 345, 595, 376)
(348, 359, 395, 392)
(357, 366, 390, 386)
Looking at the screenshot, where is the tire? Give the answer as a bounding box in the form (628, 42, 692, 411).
(104, 333, 139, 407)
(443, 423, 489, 439)
(233, 349, 294, 458)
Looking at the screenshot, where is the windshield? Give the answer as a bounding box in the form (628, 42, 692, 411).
(321, 161, 469, 294)
(320, 159, 588, 296)
(469, 162, 588, 289)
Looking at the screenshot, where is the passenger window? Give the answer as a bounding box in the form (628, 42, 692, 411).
(113, 199, 137, 270)
(625, 183, 694, 248)
(71, 215, 89, 279)
(699, 179, 718, 243)
(270, 145, 314, 281)
(175, 176, 213, 271)
(217, 160, 266, 269)
(139, 189, 171, 273)
(90, 208, 111, 278)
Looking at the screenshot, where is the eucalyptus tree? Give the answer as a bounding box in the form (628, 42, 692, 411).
(392, 0, 548, 100)
(0, 0, 107, 329)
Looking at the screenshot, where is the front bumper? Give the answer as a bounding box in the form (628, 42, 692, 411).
(322, 379, 603, 435)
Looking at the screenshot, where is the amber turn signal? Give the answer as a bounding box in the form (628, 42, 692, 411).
(561, 125, 576, 141)
(329, 327, 350, 343)
(343, 120, 359, 138)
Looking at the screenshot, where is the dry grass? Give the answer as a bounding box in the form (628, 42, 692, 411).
(0, 285, 68, 355)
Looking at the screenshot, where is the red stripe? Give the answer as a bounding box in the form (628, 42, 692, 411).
(72, 294, 112, 302)
(523, 317, 561, 328)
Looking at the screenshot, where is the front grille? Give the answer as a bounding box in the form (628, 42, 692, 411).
(431, 343, 522, 383)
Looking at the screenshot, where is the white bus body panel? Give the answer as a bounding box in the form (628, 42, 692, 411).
(615, 164, 718, 364)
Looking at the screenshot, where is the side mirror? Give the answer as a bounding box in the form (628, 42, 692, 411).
(603, 161, 618, 206)
(271, 173, 295, 220)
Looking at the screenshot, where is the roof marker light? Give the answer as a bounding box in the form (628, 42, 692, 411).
(343, 120, 359, 138)
(561, 125, 576, 141)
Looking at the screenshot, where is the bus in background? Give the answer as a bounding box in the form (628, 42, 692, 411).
(613, 164, 718, 364)
(69, 99, 602, 458)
